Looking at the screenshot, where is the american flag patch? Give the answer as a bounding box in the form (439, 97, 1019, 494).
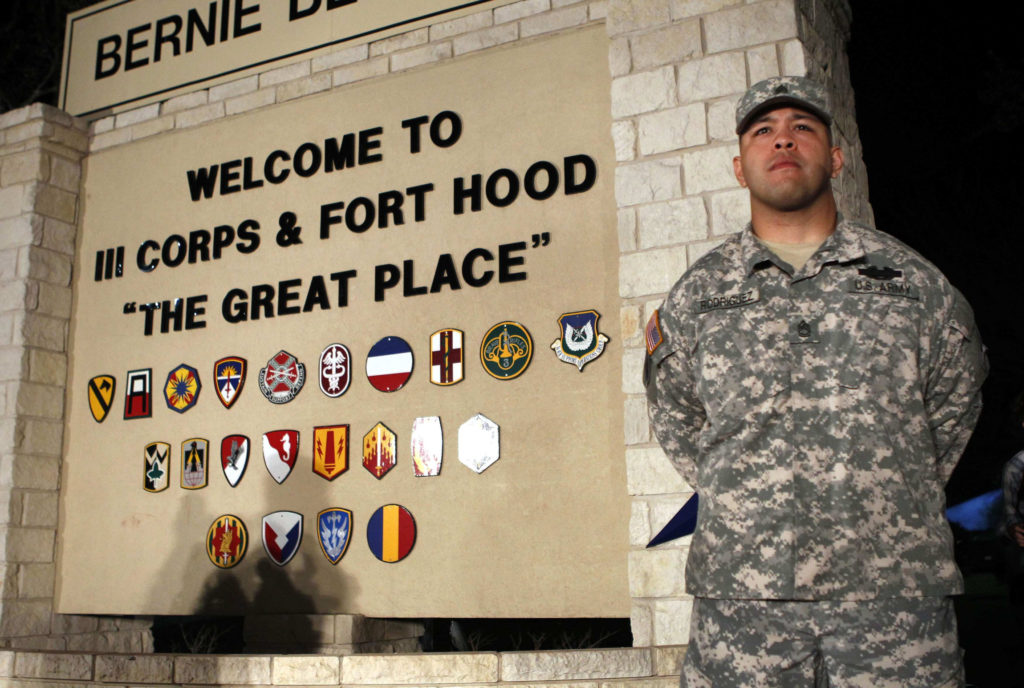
(645, 310, 663, 355)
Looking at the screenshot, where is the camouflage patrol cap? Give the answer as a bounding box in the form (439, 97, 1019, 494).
(735, 76, 832, 134)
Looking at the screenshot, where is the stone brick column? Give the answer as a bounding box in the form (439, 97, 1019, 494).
(0, 104, 152, 652)
(608, 0, 871, 648)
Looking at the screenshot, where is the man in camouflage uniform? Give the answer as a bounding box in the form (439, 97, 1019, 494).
(644, 76, 987, 687)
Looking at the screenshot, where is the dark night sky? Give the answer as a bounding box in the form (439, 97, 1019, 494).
(848, 1, 1024, 503)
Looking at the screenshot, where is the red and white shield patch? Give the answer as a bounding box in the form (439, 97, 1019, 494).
(262, 429, 298, 484)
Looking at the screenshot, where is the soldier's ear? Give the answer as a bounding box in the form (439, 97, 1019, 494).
(733, 155, 747, 188)
(830, 146, 844, 178)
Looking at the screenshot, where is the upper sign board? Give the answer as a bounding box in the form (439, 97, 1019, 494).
(59, 0, 516, 118)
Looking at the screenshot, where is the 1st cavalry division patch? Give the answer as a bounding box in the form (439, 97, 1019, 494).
(214, 356, 246, 408)
(207, 514, 248, 569)
(481, 321, 532, 380)
(164, 363, 201, 413)
(317, 508, 353, 565)
(87, 374, 115, 423)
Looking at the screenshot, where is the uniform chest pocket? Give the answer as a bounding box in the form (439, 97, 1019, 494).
(836, 291, 920, 390)
(693, 302, 787, 428)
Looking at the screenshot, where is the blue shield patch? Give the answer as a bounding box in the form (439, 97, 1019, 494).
(317, 508, 353, 565)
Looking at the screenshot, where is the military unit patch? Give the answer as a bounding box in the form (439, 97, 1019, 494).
(181, 438, 208, 489)
(366, 336, 414, 392)
(411, 416, 443, 477)
(263, 429, 298, 484)
(317, 508, 353, 565)
(366, 504, 416, 563)
(144, 441, 170, 492)
(164, 363, 201, 413)
(551, 310, 609, 372)
(458, 413, 500, 474)
(429, 328, 463, 386)
(87, 374, 116, 423)
(262, 510, 303, 566)
(318, 343, 351, 398)
(207, 514, 248, 569)
(362, 422, 396, 479)
(214, 356, 246, 408)
(645, 309, 663, 355)
(313, 424, 349, 481)
(481, 321, 532, 380)
(259, 350, 305, 404)
(221, 434, 249, 487)
(124, 368, 152, 419)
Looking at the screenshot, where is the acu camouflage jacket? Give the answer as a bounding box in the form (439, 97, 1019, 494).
(646, 219, 987, 600)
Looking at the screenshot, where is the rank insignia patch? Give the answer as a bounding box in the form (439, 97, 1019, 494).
(221, 434, 250, 487)
(317, 508, 353, 565)
(181, 438, 209, 489)
(258, 350, 305, 404)
(164, 363, 201, 413)
(87, 374, 116, 423)
(214, 356, 246, 408)
(366, 504, 416, 563)
(319, 343, 352, 397)
(313, 424, 349, 481)
(144, 441, 170, 492)
(411, 416, 443, 477)
(263, 429, 298, 484)
(645, 310, 663, 355)
(363, 422, 396, 479)
(458, 413, 500, 474)
(207, 514, 248, 569)
(262, 510, 303, 566)
(551, 310, 609, 372)
(124, 368, 152, 419)
(481, 321, 532, 380)
(366, 336, 413, 392)
(429, 328, 464, 385)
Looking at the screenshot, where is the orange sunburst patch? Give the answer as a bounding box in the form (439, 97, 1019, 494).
(164, 363, 201, 413)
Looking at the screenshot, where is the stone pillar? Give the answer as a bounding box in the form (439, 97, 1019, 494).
(0, 103, 153, 652)
(608, 0, 870, 648)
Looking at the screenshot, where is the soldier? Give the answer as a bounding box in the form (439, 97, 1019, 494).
(644, 76, 987, 687)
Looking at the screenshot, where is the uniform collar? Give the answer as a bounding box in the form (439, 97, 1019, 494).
(741, 215, 867, 276)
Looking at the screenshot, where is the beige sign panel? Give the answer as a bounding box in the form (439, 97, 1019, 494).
(60, 0, 518, 118)
(58, 27, 628, 617)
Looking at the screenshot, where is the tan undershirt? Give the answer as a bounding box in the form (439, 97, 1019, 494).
(757, 236, 826, 272)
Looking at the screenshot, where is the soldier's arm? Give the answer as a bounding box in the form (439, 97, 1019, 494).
(923, 290, 987, 484)
(644, 311, 704, 488)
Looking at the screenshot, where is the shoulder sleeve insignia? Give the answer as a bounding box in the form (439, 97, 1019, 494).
(645, 310, 664, 355)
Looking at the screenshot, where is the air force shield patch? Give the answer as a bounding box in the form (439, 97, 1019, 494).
(262, 510, 303, 566)
(88, 374, 115, 423)
(317, 508, 352, 564)
(550, 310, 609, 371)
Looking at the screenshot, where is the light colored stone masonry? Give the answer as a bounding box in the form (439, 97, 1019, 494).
(0, 0, 869, 673)
(0, 645, 681, 687)
(609, 0, 871, 648)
